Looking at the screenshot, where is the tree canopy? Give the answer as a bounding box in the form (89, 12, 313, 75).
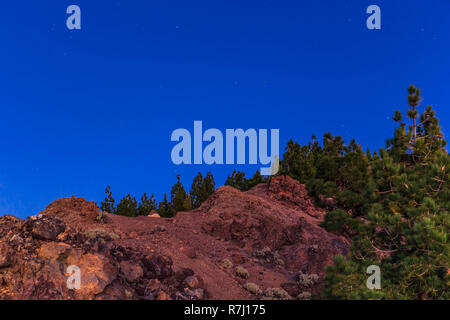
(279, 85, 449, 299)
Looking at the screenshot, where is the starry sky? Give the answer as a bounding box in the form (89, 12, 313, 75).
(1, 0, 449, 218)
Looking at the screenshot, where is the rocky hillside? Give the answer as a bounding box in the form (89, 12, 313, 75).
(0, 176, 348, 300)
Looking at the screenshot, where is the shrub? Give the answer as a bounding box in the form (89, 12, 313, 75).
(83, 228, 120, 241)
(297, 271, 319, 288)
(95, 211, 108, 223)
(243, 283, 262, 296)
(262, 288, 291, 300)
(273, 252, 285, 266)
(298, 292, 312, 300)
(253, 247, 285, 266)
(235, 266, 250, 279)
(222, 258, 233, 269)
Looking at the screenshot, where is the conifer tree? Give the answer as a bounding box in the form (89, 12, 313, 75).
(204, 172, 215, 198)
(224, 170, 247, 191)
(322, 85, 449, 300)
(137, 192, 157, 216)
(170, 174, 190, 214)
(248, 170, 268, 189)
(281, 136, 321, 183)
(190, 172, 215, 208)
(184, 193, 193, 211)
(100, 186, 116, 214)
(224, 170, 268, 191)
(157, 194, 172, 218)
(281, 133, 369, 210)
(116, 194, 138, 217)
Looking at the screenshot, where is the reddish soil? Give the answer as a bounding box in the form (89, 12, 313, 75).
(0, 176, 348, 300)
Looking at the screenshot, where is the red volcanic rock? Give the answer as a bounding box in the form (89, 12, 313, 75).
(249, 175, 327, 218)
(0, 242, 11, 268)
(25, 216, 66, 241)
(120, 261, 144, 283)
(0, 176, 347, 300)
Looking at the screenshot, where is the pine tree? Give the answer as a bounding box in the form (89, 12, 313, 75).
(137, 192, 157, 216)
(190, 172, 215, 208)
(281, 133, 370, 210)
(100, 186, 116, 214)
(184, 193, 193, 211)
(322, 85, 449, 300)
(224, 170, 267, 191)
(116, 194, 138, 217)
(224, 170, 247, 191)
(247, 170, 268, 189)
(280, 137, 319, 183)
(170, 174, 190, 214)
(204, 172, 215, 200)
(157, 194, 172, 218)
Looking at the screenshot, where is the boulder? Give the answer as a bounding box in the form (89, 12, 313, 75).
(148, 211, 160, 218)
(0, 242, 11, 268)
(120, 261, 144, 283)
(142, 254, 173, 279)
(27, 216, 66, 241)
(185, 275, 199, 289)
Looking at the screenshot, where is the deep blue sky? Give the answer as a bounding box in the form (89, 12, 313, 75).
(1, 1, 449, 218)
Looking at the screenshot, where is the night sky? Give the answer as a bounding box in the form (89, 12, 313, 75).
(1, 0, 449, 217)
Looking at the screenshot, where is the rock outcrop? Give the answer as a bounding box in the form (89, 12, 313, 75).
(0, 176, 348, 300)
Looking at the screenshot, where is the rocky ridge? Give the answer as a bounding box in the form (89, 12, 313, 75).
(0, 176, 348, 300)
